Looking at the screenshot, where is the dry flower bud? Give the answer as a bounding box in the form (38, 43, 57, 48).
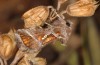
(0, 30, 17, 60)
(22, 6, 49, 28)
(66, 0, 98, 17)
(17, 54, 46, 65)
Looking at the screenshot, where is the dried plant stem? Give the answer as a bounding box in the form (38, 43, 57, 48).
(0, 57, 7, 65)
(0, 57, 4, 65)
(57, 0, 68, 10)
(10, 50, 24, 65)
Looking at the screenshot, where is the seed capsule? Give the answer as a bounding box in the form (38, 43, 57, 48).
(17, 54, 46, 65)
(22, 6, 49, 28)
(66, 0, 98, 17)
(0, 30, 17, 60)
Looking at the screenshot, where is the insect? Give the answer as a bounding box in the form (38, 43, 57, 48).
(11, 18, 73, 65)
(21, 4, 71, 48)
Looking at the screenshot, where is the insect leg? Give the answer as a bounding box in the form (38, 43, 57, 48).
(48, 6, 65, 21)
(47, 6, 58, 21)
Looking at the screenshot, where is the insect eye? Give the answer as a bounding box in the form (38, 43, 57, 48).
(66, 22, 70, 27)
(42, 24, 48, 28)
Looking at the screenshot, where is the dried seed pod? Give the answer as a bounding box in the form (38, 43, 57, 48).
(22, 6, 49, 28)
(0, 30, 17, 60)
(17, 54, 46, 65)
(66, 0, 98, 17)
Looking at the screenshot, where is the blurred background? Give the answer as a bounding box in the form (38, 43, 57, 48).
(0, 0, 100, 65)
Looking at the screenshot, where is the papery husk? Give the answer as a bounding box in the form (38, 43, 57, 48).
(66, 0, 99, 17)
(0, 29, 17, 60)
(17, 53, 46, 65)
